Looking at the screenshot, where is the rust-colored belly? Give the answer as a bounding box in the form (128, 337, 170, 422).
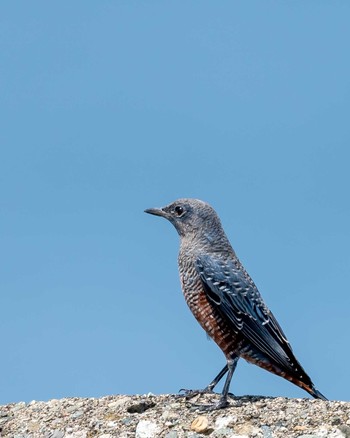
(180, 265, 241, 358)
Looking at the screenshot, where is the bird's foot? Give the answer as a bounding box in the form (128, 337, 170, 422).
(189, 397, 230, 411)
(178, 388, 214, 400)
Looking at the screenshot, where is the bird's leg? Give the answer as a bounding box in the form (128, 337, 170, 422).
(191, 355, 239, 411)
(206, 364, 229, 392)
(179, 364, 228, 399)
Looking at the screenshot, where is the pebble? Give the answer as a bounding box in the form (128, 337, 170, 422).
(49, 432, 64, 438)
(65, 431, 88, 438)
(228, 434, 249, 438)
(215, 415, 236, 429)
(127, 401, 156, 413)
(66, 403, 84, 414)
(71, 410, 84, 418)
(165, 432, 178, 438)
(298, 435, 324, 438)
(213, 427, 235, 437)
(191, 415, 209, 432)
(261, 425, 274, 438)
(162, 410, 179, 421)
(11, 402, 26, 411)
(108, 397, 130, 409)
(339, 425, 350, 437)
(136, 419, 160, 438)
(106, 421, 117, 428)
(28, 420, 40, 432)
(330, 431, 350, 438)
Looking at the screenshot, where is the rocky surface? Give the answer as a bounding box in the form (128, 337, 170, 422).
(0, 393, 349, 438)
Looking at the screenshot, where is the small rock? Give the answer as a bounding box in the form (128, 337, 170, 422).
(71, 410, 84, 418)
(162, 410, 179, 427)
(317, 427, 332, 437)
(66, 402, 84, 413)
(106, 421, 117, 428)
(294, 425, 308, 431)
(12, 402, 26, 411)
(127, 401, 156, 414)
(229, 434, 249, 438)
(329, 431, 350, 438)
(162, 410, 179, 421)
(298, 435, 324, 438)
(261, 425, 274, 438)
(165, 432, 178, 438)
(136, 420, 160, 438)
(215, 415, 236, 429)
(191, 415, 209, 433)
(168, 403, 182, 409)
(234, 423, 260, 437)
(213, 428, 235, 437)
(28, 420, 40, 432)
(48, 432, 64, 438)
(65, 432, 88, 438)
(108, 397, 130, 409)
(339, 425, 350, 438)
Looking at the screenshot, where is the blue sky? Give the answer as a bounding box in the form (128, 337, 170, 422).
(1, 2, 349, 405)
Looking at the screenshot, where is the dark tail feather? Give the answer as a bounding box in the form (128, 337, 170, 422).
(310, 386, 328, 401)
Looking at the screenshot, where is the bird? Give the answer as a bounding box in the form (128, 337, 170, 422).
(145, 198, 327, 410)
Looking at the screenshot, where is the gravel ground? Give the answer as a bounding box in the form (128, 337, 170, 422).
(0, 393, 349, 438)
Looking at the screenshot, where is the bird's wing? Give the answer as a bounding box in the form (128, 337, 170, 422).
(195, 254, 301, 373)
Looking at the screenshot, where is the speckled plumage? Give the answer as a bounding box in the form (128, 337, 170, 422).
(145, 198, 326, 409)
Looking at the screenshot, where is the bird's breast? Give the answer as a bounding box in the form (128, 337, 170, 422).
(178, 252, 242, 358)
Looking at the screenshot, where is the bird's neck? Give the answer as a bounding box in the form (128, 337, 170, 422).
(180, 229, 234, 257)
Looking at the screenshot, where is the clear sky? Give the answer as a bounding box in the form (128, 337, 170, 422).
(1, 2, 349, 405)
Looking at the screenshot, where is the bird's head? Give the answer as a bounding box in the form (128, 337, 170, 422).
(145, 198, 225, 241)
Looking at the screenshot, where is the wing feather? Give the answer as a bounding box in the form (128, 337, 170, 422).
(195, 254, 304, 375)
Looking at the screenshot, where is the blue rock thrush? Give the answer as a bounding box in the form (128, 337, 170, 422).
(145, 198, 327, 410)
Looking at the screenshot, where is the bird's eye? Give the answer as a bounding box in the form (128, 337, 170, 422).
(174, 206, 184, 216)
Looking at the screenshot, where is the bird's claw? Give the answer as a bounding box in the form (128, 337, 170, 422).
(179, 388, 230, 410)
(188, 398, 230, 411)
(178, 388, 213, 400)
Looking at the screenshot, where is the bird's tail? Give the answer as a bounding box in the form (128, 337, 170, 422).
(299, 379, 327, 401)
(289, 375, 328, 401)
(309, 385, 328, 401)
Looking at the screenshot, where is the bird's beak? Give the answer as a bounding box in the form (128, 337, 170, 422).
(144, 207, 167, 218)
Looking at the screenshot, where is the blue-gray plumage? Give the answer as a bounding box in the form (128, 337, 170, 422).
(145, 198, 326, 410)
